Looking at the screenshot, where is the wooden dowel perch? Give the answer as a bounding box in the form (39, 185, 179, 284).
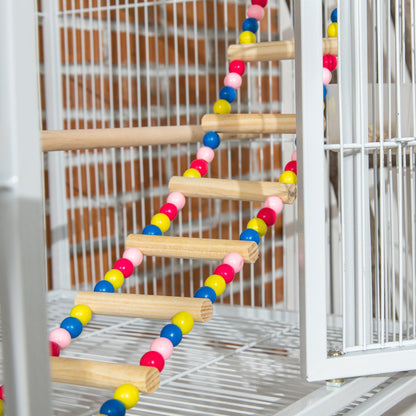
(201, 114, 296, 134)
(50, 357, 160, 393)
(125, 234, 258, 263)
(168, 177, 297, 205)
(228, 37, 338, 62)
(75, 291, 214, 322)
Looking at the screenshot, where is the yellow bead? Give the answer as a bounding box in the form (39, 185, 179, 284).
(213, 99, 231, 114)
(183, 168, 201, 178)
(70, 304, 92, 325)
(247, 218, 267, 237)
(279, 170, 297, 185)
(0, 399, 3, 416)
(205, 274, 226, 296)
(104, 269, 125, 290)
(151, 213, 170, 233)
(239, 30, 256, 44)
(327, 22, 337, 37)
(172, 311, 194, 335)
(114, 384, 140, 409)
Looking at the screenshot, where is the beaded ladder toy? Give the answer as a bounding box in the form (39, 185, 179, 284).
(0, 4, 338, 416)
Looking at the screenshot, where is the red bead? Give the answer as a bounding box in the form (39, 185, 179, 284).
(189, 159, 208, 176)
(0, 385, 4, 400)
(323, 54, 337, 71)
(214, 264, 235, 284)
(160, 203, 178, 220)
(49, 341, 60, 357)
(229, 60, 246, 76)
(257, 207, 277, 226)
(140, 351, 165, 372)
(284, 160, 297, 175)
(251, 0, 267, 7)
(113, 258, 134, 278)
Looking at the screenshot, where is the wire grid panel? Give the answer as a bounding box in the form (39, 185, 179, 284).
(39, 0, 289, 309)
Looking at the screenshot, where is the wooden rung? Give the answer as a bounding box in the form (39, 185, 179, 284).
(75, 291, 214, 323)
(50, 357, 160, 393)
(168, 177, 297, 205)
(125, 234, 259, 263)
(228, 38, 338, 62)
(201, 114, 296, 134)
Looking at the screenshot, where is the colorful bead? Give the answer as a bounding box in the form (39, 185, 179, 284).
(327, 22, 337, 37)
(189, 159, 208, 176)
(183, 168, 201, 178)
(229, 60, 245, 76)
(224, 72, 242, 89)
(264, 196, 284, 215)
(160, 324, 182, 347)
(219, 86, 237, 103)
(323, 85, 327, 99)
(331, 8, 337, 23)
(100, 399, 126, 416)
(166, 192, 186, 210)
(159, 203, 178, 221)
(113, 384, 139, 410)
(104, 269, 125, 290)
(213, 99, 231, 114)
(279, 171, 297, 184)
(197, 146, 215, 163)
(252, 0, 267, 6)
(214, 263, 235, 284)
(323, 54, 337, 71)
(223, 252, 244, 273)
(49, 341, 60, 357)
(257, 207, 277, 226)
(323, 68, 332, 85)
(239, 30, 256, 44)
(49, 328, 71, 350)
(284, 160, 297, 175)
(150, 337, 174, 360)
(203, 131, 221, 149)
(291, 150, 297, 161)
(151, 213, 170, 233)
(0, 385, 4, 400)
(113, 258, 134, 278)
(140, 351, 165, 372)
(239, 228, 260, 244)
(194, 286, 217, 303)
(60, 316, 83, 338)
(142, 224, 162, 236)
(172, 311, 194, 335)
(247, 4, 265, 20)
(247, 218, 267, 237)
(242, 18, 258, 33)
(122, 247, 143, 267)
(0, 398, 3, 416)
(94, 280, 115, 293)
(204, 274, 226, 296)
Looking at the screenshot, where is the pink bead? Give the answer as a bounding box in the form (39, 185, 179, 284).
(257, 207, 277, 226)
(323, 67, 332, 85)
(228, 60, 246, 76)
(323, 54, 337, 71)
(247, 4, 265, 20)
(160, 203, 178, 220)
(291, 150, 297, 161)
(49, 328, 71, 350)
(252, 0, 267, 6)
(190, 159, 208, 176)
(263, 196, 283, 215)
(224, 72, 242, 89)
(214, 264, 235, 284)
(0, 385, 4, 400)
(150, 337, 174, 360)
(167, 192, 186, 210)
(114, 258, 134, 278)
(284, 160, 297, 175)
(197, 146, 215, 163)
(223, 252, 244, 273)
(49, 341, 60, 357)
(122, 247, 143, 268)
(140, 351, 165, 372)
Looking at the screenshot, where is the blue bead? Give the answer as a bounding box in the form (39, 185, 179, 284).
(219, 86, 237, 103)
(331, 8, 337, 23)
(242, 18, 258, 33)
(203, 131, 221, 149)
(100, 399, 126, 416)
(194, 286, 217, 303)
(160, 324, 183, 347)
(323, 85, 327, 99)
(239, 228, 260, 245)
(142, 224, 162, 236)
(60, 317, 83, 338)
(94, 280, 115, 293)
